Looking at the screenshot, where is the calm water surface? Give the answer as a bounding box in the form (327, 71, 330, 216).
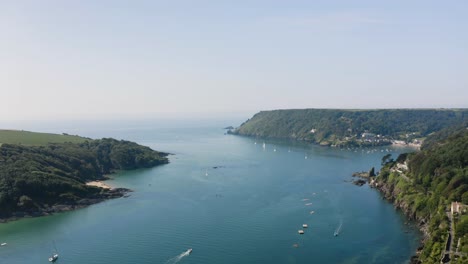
(0, 120, 421, 263)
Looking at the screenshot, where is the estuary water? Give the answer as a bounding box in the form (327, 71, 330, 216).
(0, 119, 421, 264)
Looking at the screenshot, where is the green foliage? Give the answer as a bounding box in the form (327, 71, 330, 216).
(234, 109, 468, 146)
(0, 138, 168, 218)
(377, 128, 468, 262)
(421, 123, 468, 150)
(456, 214, 468, 239)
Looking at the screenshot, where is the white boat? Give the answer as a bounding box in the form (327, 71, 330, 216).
(48, 254, 58, 262)
(1, 242, 6, 246)
(187, 248, 193, 254)
(48, 240, 59, 262)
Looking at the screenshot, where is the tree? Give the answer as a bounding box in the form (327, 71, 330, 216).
(381, 154, 393, 166)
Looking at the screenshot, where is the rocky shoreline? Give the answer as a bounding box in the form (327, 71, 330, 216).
(0, 188, 131, 224)
(349, 169, 426, 263)
(370, 179, 427, 264)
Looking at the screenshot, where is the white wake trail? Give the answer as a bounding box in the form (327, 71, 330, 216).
(165, 249, 191, 264)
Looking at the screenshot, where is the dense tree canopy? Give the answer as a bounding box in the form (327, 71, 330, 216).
(0, 138, 168, 218)
(233, 109, 468, 146)
(377, 128, 468, 263)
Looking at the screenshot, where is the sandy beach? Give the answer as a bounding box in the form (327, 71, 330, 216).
(86, 181, 113, 189)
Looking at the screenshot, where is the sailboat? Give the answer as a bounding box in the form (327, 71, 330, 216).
(48, 241, 59, 262)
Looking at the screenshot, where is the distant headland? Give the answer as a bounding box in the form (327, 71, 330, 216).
(230, 109, 468, 147)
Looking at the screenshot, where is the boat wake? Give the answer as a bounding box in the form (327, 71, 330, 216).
(334, 221, 343, 236)
(165, 249, 192, 264)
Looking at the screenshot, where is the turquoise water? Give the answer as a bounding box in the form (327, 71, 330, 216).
(0, 121, 421, 263)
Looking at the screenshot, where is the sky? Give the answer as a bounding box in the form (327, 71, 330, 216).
(1, 0, 467, 121)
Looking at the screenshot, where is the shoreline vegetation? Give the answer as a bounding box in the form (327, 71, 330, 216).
(232, 109, 468, 263)
(351, 127, 467, 263)
(230, 109, 467, 148)
(0, 130, 169, 223)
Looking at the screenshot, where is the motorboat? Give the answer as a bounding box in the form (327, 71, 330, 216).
(48, 254, 58, 262)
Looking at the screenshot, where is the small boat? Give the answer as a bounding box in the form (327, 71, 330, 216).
(187, 248, 193, 254)
(48, 240, 59, 262)
(48, 254, 58, 262)
(1, 243, 7, 246)
(298, 230, 304, 234)
(334, 221, 343, 237)
(302, 224, 308, 228)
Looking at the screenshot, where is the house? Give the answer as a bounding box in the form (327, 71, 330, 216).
(451, 201, 462, 215)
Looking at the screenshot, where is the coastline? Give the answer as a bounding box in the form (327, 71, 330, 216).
(86, 180, 113, 189)
(369, 179, 426, 263)
(0, 184, 131, 224)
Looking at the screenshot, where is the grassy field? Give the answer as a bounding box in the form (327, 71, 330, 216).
(0, 130, 89, 146)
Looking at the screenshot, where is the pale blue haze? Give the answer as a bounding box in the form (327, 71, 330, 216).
(1, 1, 467, 121)
(0, 120, 421, 263)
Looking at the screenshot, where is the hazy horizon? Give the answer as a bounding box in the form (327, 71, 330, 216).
(2, 1, 467, 121)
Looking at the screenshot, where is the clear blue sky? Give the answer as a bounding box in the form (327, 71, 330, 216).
(1, 0, 467, 121)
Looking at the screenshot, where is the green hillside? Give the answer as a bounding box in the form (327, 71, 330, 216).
(375, 127, 468, 263)
(232, 109, 468, 147)
(0, 136, 169, 221)
(0, 130, 87, 146)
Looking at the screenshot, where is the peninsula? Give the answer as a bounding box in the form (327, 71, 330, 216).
(231, 109, 468, 147)
(0, 130, 169, 222)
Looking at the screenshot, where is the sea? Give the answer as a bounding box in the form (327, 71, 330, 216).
(0, 118, 421, 264)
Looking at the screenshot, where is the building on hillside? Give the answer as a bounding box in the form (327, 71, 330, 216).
(451, 201, 462, 215)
